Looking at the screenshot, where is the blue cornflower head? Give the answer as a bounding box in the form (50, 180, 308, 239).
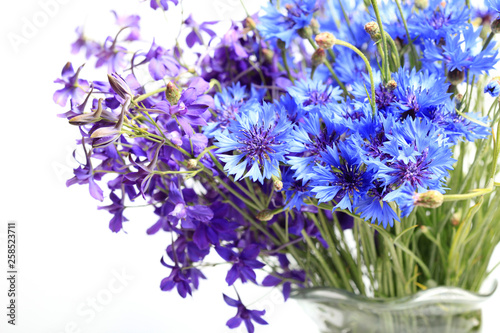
(223, 294, 268, 333)
(287, 78, 342, 112)
(372, 117, 455, 203)
(391, 68, 451, 120)
(489, 0, 500, 13)
(423, 24, 498, 78)
(485, 78, 500, 97)
(215, 102, 294, 184)
(408, 0, 470, 42)
(357, 181, 400, 228)
(204, 83, 261, 138)
(288, 111, 348, 182)
(277, 94, 308, 123)
(281, 167, 313, 210)
(258, 0, 318, 46)
(310, 141, 374, 212)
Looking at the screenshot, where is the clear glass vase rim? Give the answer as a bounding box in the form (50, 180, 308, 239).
(290, 280, 498, 306)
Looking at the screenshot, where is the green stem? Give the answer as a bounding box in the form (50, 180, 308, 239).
(334, 39, 377, 114)
(371, 0, 390, 81)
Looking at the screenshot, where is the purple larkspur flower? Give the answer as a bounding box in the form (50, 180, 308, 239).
(53, 62, 90, 107)
(215, 245, 265, 285)
(142, 41, 181, 80)
(150, 0, 178, 11)
(184, 14, 217, 48)
(223, 294, 268, 333)
(112, 11, 140, 41)
(95, 36, 127, 73)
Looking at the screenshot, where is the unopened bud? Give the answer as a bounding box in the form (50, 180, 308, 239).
(414, 191, 444, 209)
(166, 82, 181, 105)
(364, 22, 381, 42)
(297, 26, 312, 39)
(312, 48, 326, 67)
(447, 69, 465, 85)
(315, 32, 336, 49)
(386, 80, 397, 91)
(256, 209, 274, 222)
(187, 159, 198, 169)
(274, 179, 283, 191)
(414, 0, 429, 9)
(420, 225, 429, 233)
(69, 98, 105, 126)
(451, 212, 461, 226)
(492, 18, 500, 34)
(245, 17, 257, 30)
(310, 18, 320, 35)
(262, 49, 274, 63)
(107, 73, 132, 100)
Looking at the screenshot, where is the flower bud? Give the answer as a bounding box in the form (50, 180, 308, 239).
(386, 80, 397, 91)
(262, 49, 274, 63)
(364, 22, 381, 42)
(256, 209, 274, 222)
(187, 159, 198, 169)
(451, 212, 461, 226)
(447, 69, 465, 85)
(69, 98, 104, 126)
(414, 190, 444, 209)
(245, 17, 257, 30)
(414, 0, 429, 9)
(107, 73, 132, 100)
(312, 48, 326, 67)
(297, 26, 312, 39)
(310, 18, 320, 35)
(90, 97, 130, 148)
(315, 32, 336, 49)
(274, 179, 283, 191)
(166, 82, 181, 105)
(492, 18, 500, 34)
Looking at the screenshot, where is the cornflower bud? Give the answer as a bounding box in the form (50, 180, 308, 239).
(107, 73, 133, 100)
(492, 18, 500, 34)
(315, 32, 336, 49)
(414, 0, 429, 9)
(310, 18, 320, 35)
(166, 82, 181, 105)
(451, 212, 461, 226)
(447, 69, 465, 85)
(414, 190, 444, 209)
(297, 26, 312, 39)
(312, 48, 326, 68)
(262, 49, 274, 63)
(245, 17, 256, 30)
(256, 209, 274, 222)
(386, 80, 397, 91)
(186, 159, 198, 169)
(273, 179, 283, 191)
(364, 22, 381, 42)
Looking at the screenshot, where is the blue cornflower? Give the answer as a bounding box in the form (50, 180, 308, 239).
(287, 78, 342, 112)
(310, 142, 373, 212)
(215, 103, 293, 184)
(489, 0, 500, 13)
(408, 0, 469, 42)
(391, 68, 451, 120)
(423, 24, 498, 79)
(372, 118, 455, 201)
(223, 294, 268, 333)
(288, 111, 348, 182)
(485, 78, 500, 97)
(356, 181, 400, 228)
(258, 0, 318, 47)
(204, 83, 261, 138)
(281, 167, 313, 210)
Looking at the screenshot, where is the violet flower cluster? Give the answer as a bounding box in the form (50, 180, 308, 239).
(55, 0, 500, 331)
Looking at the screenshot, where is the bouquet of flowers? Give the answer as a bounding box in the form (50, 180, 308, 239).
(54, 0, 500, 331)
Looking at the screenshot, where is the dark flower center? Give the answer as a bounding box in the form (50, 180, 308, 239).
(239, 126, 277, 164)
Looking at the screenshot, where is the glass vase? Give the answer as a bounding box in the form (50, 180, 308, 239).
(292, 282, 497, 333)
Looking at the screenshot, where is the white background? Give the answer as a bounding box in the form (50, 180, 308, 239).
(0, 1, 499, 333)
